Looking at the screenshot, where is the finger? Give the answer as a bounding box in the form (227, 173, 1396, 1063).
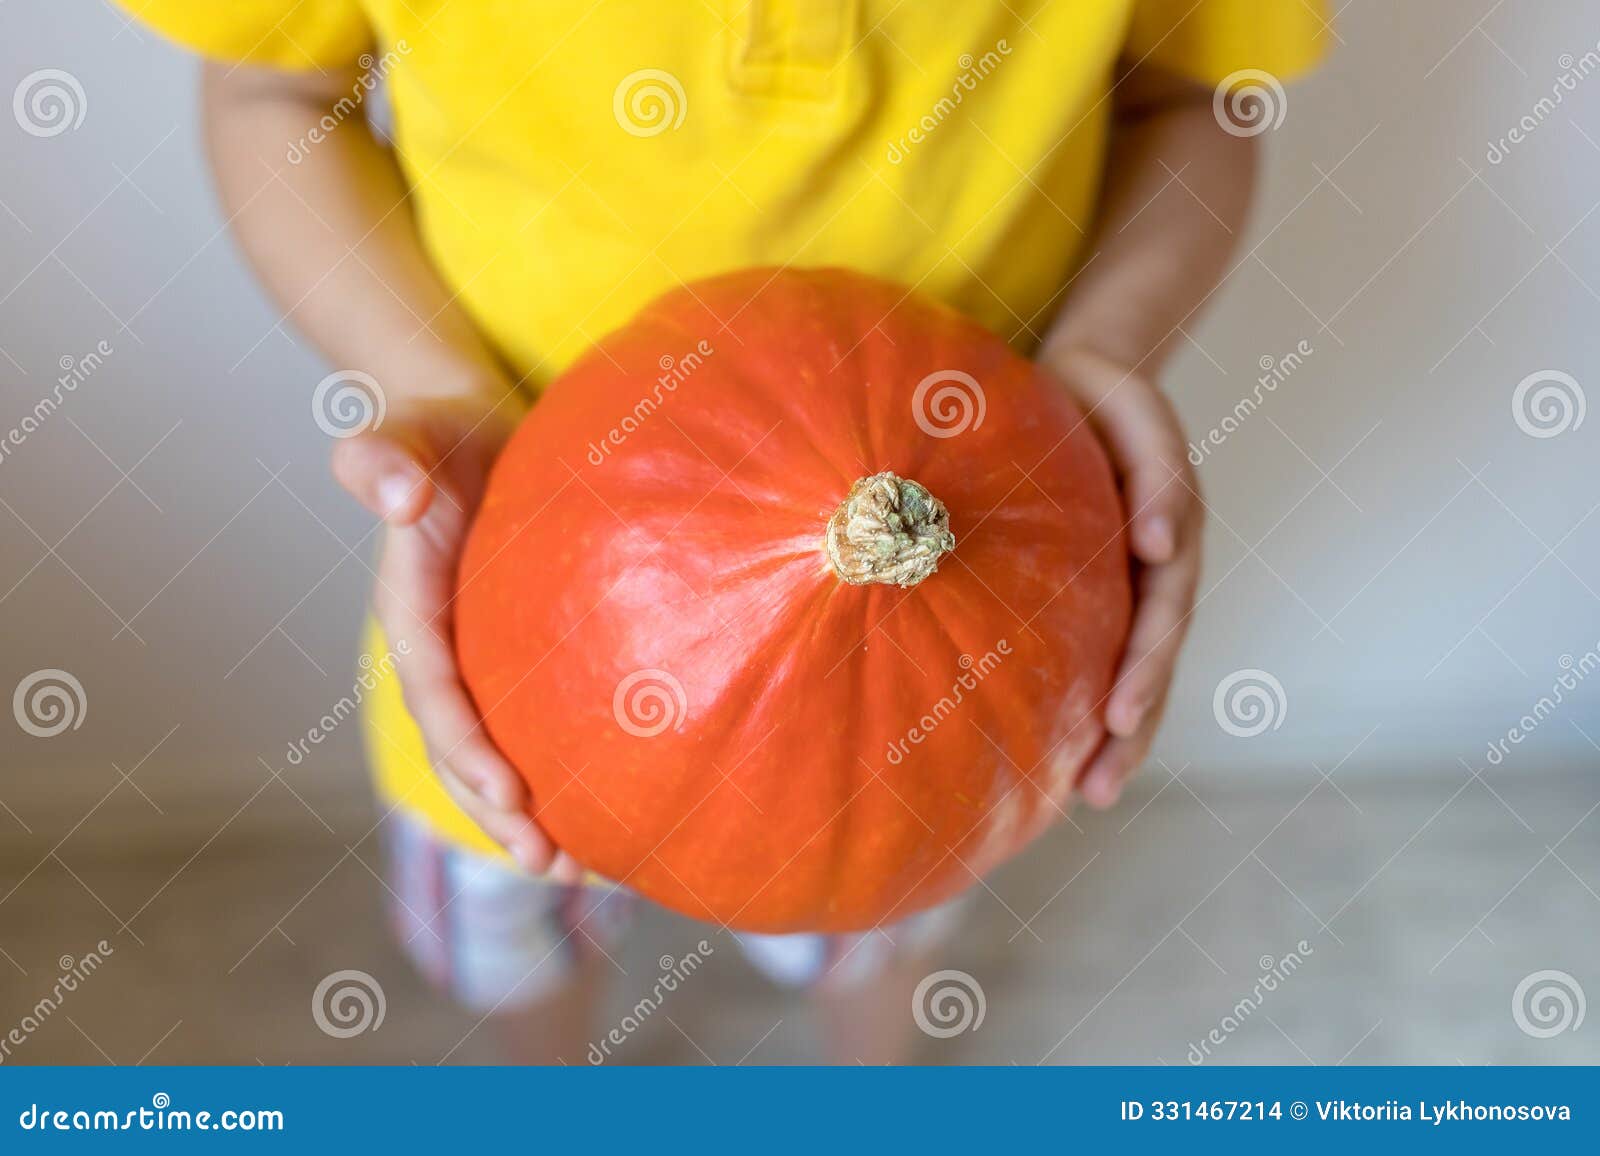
(376, 528, 527, 814)
(400, 669, 529, 813)
(1057, 352, 1194, 564)
(1078, 736, 1140, 810)
(331, 431, 435, 524)
(1094, 388, 1191, 564)
(376, 521, 557, 872)
(1105, 542, 1201, 736)
(1080, 696, 1167, 810)
(547, 852, 585, 885)
(436, 766, 555, 874)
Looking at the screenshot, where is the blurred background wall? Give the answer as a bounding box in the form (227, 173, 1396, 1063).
(2, 0, 1597, 830)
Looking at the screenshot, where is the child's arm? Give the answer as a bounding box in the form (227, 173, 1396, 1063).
(1040, 61, 1259, 808)
(203, 62, 559, 874)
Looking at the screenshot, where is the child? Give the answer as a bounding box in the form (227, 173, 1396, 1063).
(117, 0, 1327, 1063)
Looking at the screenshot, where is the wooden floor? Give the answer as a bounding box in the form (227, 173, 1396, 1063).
(1, 762, 1597, 1065)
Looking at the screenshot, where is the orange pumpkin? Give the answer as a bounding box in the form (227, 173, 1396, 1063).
(457, 268, 1130, 932)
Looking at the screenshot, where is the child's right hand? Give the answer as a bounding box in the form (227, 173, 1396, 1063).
(330, 392, 577, 879)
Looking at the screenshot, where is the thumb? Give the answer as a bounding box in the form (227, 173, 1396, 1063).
(330, 429, 436, 525)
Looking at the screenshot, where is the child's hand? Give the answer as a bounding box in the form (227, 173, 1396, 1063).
(331, 393, 576, 878)
(1044, 348, 1203, 810)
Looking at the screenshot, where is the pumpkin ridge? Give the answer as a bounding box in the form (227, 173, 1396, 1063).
(690, 571, 865, 926)
(843, 588, 979, 919)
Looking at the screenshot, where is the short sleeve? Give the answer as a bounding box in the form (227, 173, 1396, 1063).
(113, 0, 373, 71)
(1126, 0, 1332, 86)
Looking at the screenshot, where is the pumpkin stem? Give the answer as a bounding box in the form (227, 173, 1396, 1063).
(824, 472, 955, 587)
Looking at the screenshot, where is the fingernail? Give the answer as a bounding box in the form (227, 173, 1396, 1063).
(377, 473, 416, 518)
(1110, 698, 1146, 736)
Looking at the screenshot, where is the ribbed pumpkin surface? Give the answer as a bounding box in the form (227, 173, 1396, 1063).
(457, 268, 1130, 932)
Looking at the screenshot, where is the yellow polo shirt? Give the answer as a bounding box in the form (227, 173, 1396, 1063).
(121, 0, 1328, 857)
